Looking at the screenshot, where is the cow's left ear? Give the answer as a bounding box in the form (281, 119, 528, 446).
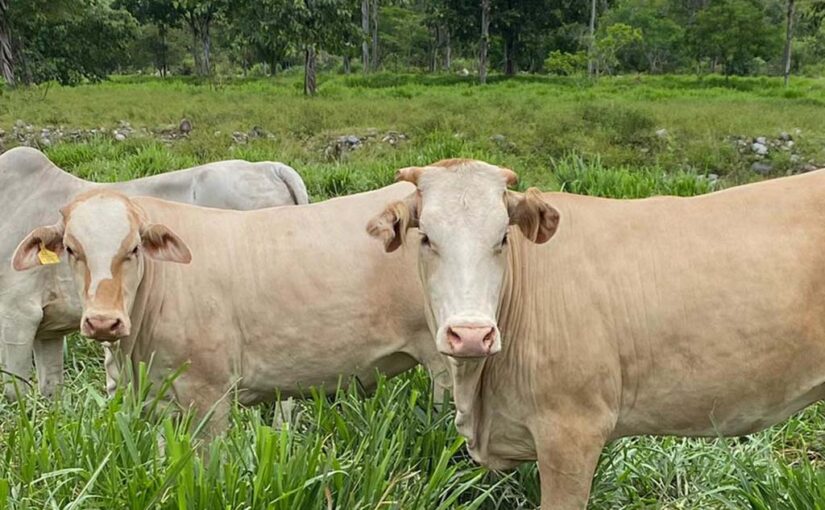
(140, 224, 192, 264)
(506, 188, 559, 244)
(367, 193, 419, 253)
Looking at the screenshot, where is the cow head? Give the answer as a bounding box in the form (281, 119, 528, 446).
(11, 190, 191, 341)
(368, 159, 559, 359)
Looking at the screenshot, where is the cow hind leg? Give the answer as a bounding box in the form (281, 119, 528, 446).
(33, 334, 65, 398)
(533, 414, 611, 510)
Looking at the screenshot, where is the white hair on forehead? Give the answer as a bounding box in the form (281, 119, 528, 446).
(417, 161, 510, 237)
(418, 162, 509, 208)
(68, 196, 133, 296)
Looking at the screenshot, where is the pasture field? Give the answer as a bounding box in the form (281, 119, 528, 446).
(1, 73, 825, 509)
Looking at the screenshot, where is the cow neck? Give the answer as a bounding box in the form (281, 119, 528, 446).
(449, 232, 532, 459)
(121, 255, 162, 378)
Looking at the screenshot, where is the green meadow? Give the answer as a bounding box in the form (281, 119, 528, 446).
(1, 73, 825, 509)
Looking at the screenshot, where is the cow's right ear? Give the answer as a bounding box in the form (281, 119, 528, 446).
(12, 224, 65, 271)
(366, 193, 419, 253)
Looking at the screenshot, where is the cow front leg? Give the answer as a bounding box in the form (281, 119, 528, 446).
(534, 415, 610, 510)
(33, 333, 65, 398)
(0, 312, 42, 400)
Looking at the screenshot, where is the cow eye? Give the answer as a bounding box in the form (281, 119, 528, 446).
(130, 246, 139, 256)
(420, 234, 430, 246)
(501, 232, 509, 245)
(66, 246, 75, 257)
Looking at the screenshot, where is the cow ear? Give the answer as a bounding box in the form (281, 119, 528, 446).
(140, 224, 192, 264)
(367, 193, 419, 253)
(12, 224, 65, 271)
(506, 188, 559, 244)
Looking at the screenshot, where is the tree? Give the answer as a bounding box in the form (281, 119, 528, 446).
(0, 0, 13, 85)
(5, 0, 137, 85)
(174, 0, 227, 76)
(361, 0, 370, 71)
(601, 0, 687, 73)
(783, 0, 796, 86)
(114, 0, 182, 77)
(588, 0, 597, 76)
(690, 0, 783, 76)
(479, 0, 490, 83)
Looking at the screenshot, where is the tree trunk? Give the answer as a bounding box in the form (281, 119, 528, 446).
(0, 0, 14, 86)
(430, 25, 439, 72)
(343, 54, 351, 74)
(200, 18, 211, 76)
(444, 28, 452, 71)
(783, 0, 796, 87)
(587, 0, 597, 78)
(188, 18, 202, 75)
(304, 45, 317, 96)
(370, 0, 379, 71)
(158, 23, 168, 78)
(504, 28, 516, 75)
(479, 0, 491, 84)
(361, 0, 370, 73)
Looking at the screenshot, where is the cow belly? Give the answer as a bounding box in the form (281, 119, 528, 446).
(618, 362, 825, 438)
(238, 350, 418, 404)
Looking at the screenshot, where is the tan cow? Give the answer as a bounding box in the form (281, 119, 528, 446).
(12, 185, 446, 434)
(368, 158, 825, 509)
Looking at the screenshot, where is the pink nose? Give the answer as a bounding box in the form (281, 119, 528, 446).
(83, 316, 128, 340)
(447, 326, 497, 358)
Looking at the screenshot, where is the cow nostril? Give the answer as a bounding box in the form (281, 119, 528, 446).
(84, 318, 94, 330)
(483, 328, 495, 347)
(447, 327, 461, 345)
(110, 319, 121, 332)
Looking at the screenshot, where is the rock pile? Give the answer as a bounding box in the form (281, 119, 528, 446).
(323, 130, 408, 160)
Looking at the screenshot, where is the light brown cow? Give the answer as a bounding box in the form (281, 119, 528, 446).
(368, 158, 825, 509)
(12, 185, 446, 434)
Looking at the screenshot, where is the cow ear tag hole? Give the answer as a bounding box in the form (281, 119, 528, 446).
(37, 243, 60, 265)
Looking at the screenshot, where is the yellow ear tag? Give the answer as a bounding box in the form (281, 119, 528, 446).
(37, 243, 61, 265)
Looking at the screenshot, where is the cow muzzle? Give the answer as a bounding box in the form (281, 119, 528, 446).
(437, 317, 501, 358)
(81, 311, 130, 341)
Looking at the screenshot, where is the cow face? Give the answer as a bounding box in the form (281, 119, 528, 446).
(368, 159, 559, 359)
(11, 190, 191, 341)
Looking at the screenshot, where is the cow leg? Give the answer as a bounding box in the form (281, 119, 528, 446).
(534, 415, 610, 510)
(33, 333, 65, 398)
(0, 310, 41, 400)
(103, 344, 121, 397)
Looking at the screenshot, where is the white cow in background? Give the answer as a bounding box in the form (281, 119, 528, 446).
(0, 146, 308, 399)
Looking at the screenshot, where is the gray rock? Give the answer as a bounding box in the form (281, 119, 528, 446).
(14, 119, 25, 128)
(114, 132, 127, 141)
(755, 136, 767, 145)
(0, 128, 5, 137)
(249, 126, 266, 139)
(786, 140, 795, 149)
(655, 128, 668, 138)
(751, 162, 774, 175)
(790, 154, 801, 163)
(779, 131, 792, 141)
(179, 118, 192, 134)
(802, 164, 819, 173)
(751, 142, 768, 155)
(342, 134, 361, 145)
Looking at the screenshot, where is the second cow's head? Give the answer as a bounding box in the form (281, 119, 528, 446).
(368, 159, 560, 359)
(12, 190, 191, 341)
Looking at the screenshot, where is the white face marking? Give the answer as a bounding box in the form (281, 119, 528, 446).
(416, 164, 510, 353)
(67, 197, 133, 297)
